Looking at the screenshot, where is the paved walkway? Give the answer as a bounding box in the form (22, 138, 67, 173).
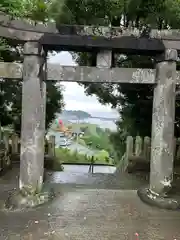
(0, 168, 180, 239)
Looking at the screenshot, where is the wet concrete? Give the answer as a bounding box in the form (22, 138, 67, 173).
(62, 164, 116, 173)
(0, 167, 180, 239)
(0, 166, 147, 190)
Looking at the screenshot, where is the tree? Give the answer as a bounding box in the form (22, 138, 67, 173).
(0, 0, 64, 133)
(50, 0, 180, 159)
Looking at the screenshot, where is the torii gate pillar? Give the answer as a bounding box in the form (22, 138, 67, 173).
(19, 42, 46, 193)
(138, 49, 179, 209)
(5, 42, 55, 210)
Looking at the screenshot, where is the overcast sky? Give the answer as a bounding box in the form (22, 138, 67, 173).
(48, 52, 118, 118)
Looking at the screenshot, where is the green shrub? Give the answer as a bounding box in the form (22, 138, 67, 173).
(55, 148, 88, 163)
(82, 135, 113, 155)
(77, 138, 86, 146)
(55, 147, 113, 165)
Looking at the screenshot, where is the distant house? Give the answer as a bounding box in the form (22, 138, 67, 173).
(71, 131, 84, 137)
(59, 132, 65, 137)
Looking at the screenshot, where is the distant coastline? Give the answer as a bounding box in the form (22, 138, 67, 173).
(90, 116, 116, 121)
(59, 110, 117, 122)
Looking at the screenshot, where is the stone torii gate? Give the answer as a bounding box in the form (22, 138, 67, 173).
(1, 12, 180, 209)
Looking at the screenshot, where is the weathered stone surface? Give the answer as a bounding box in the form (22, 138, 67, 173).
(143, 136, 151, 161)
(126, 136, 134, 158)
(42, 81, 46, 131)
(0, 62, 22, 79)
(157, 48, 178, 62)
(24, 41, 46, 56)
(0, 141, 11, 173)
(0, 24, 177, 53)
(48, 136, 55, 158)
(3, 61, 180, 85)
(40, 34, 166, 53)
(5, 185, 55, 210)
(96, 50, 112, 68)
(0, 62, 158, 83)
(135, 136, 143, 156)
(19, 42, 46, 193)
(47, 65, 156, 83)
(138, 187, 180, 210)
(123, 136, 134, 172)
(0, 25, 44, 41)
(149, 49, 177, 196)
(11, 134, 19, 154)
(1, 11, 180, 52)
(71, 26, 180, 39)
(164, 49, 178, 61)
(1, 11, 180, 39)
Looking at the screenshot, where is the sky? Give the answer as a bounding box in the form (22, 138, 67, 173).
(48, 51, 118, 118)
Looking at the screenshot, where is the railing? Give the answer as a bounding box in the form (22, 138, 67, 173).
(1, 133, 56, 156)
(0, 132, 56, 173)
(119, 136, 180, 173)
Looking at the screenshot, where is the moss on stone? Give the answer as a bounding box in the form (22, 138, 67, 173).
(4, 185, 55, 210)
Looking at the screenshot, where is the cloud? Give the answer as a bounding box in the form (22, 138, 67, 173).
(48, 51, 76, 66)
(48, 51, 118, 117)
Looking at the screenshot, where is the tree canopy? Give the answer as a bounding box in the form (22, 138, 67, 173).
(0, 0, 64, 133)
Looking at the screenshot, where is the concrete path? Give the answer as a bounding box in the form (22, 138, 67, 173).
(0, 168, 180, 239)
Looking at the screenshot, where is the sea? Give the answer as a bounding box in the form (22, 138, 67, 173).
(70, 117, 117, 131)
